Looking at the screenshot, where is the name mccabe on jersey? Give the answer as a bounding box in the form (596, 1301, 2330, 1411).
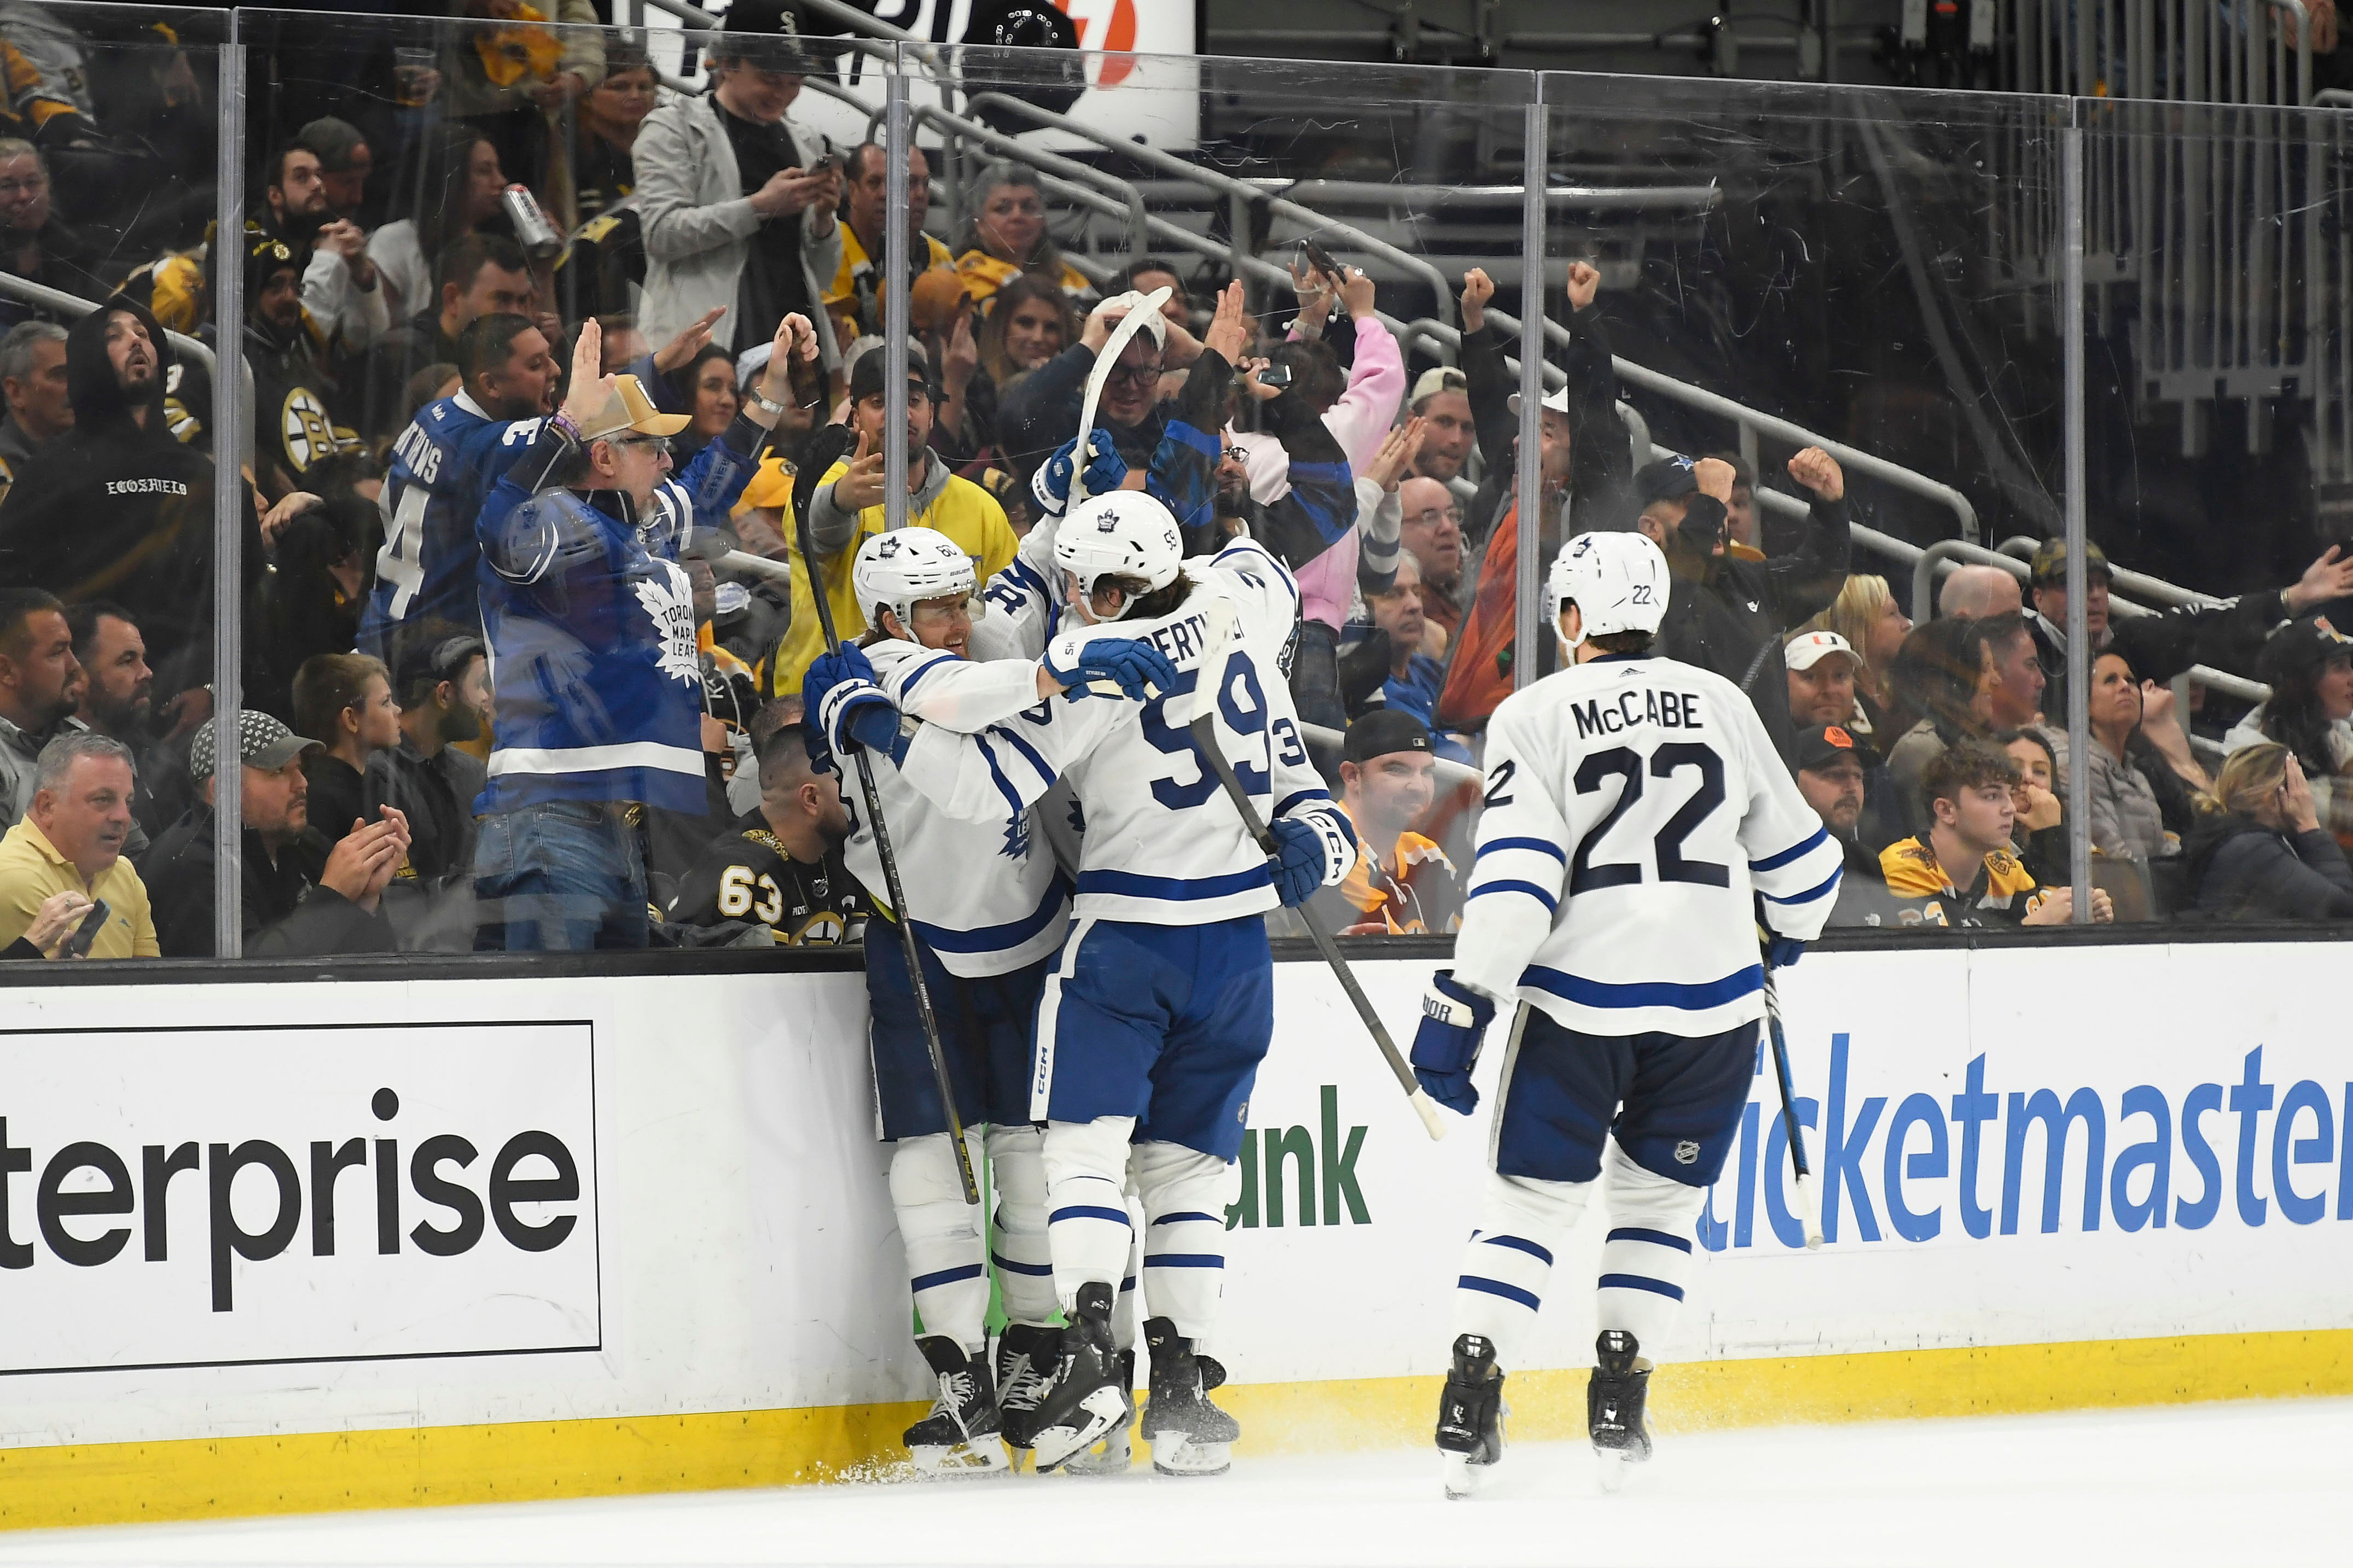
(1571, 686, 1705, 739)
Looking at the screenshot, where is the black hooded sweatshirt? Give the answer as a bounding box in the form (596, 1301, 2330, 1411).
(0, 298, 255, 684)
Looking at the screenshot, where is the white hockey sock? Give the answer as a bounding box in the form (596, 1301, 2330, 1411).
(1450, 1168, 1593, 1371)
(986, 1123, 1058, 1326)
(1041, 1116, 1137, 1314)
(1135, 1140, 1239, 1348)
(891, 1132, 989, 1354)
(1595, 1141, 1707, 1354)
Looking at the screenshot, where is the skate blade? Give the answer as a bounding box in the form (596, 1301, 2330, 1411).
(1440, 1451, 1485, 1500)
(1032, 1388, 1131, 1473)
(1594, 1449, 1640, 1493)
(1062, 1431, 1133, 1475)
(908, 1438, 1012, 1476)
(1148, 1431, 1231, 1477)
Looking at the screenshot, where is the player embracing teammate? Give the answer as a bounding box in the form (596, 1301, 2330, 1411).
(1407, 529, 1841, 1496)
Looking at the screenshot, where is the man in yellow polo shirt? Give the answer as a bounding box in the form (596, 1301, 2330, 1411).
(769, 344, 1015, 698)
(824, 142, 957, 346)
(0, 731, 158, 958)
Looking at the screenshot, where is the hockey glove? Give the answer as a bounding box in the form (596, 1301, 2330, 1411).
(1268, 811, 1354, 907)
(815, 667, 912, 765)
(1040, 630, 1179, 701)
(1031, 430, 1128, 519)
(1410, 969, 1494, 1116)
(802, 644, 878, 718)
(1764, 934, 1806, 971)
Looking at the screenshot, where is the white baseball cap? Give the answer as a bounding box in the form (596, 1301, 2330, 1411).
(1783, 630, 1861, 672)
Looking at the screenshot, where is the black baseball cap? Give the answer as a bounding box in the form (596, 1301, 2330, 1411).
(848, 340, 936, 405)
(1793, 723, 1879, 773)
(1635, 455, 1700, 509)
(1344, 710, 1435, 765)
(2259, 614, 2353, 684)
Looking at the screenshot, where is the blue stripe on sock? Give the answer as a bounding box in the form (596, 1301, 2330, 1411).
(1457, 1274, 1541, 1311)
(1478, 1233, 1554, 1266)
(1597, 1272, 1686, 1301)
(1152, 1211, 1222, 1226)
(909, 1263, 985, 1293)
(989, 1251, 1054, 1277)
(1050, 1204, 1134, 1228)
(1606, 1227, 1693, 1254)
(1143, 1254, 1223, 1269)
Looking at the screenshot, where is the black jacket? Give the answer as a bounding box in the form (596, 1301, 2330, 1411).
(1655, 490, 1853, 763)
(0, 297, 257, 683)
(1457, 304, 1630, 547)
(995, 340, 1169, 492)
(143, 806, 397, 958)
(2184, 813, 2353, 922)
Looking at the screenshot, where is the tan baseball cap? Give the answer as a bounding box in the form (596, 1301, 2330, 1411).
(576, 375, 692, 443)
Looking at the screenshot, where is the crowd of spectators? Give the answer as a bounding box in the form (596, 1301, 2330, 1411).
(0, 0, 2344, 967)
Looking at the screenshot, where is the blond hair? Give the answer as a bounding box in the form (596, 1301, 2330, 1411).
(1804, 574, 1899, 695)
(2213, 742, 2292, 818)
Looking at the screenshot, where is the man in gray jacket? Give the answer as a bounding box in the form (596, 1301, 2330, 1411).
(633, 0, 843, 373)
(0, 587, 84, 836)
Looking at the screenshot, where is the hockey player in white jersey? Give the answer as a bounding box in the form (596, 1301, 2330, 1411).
(799, 527, 1177, 1473)
(1407, 530, 1841, 1497)
(832, 491, 1355, 1477)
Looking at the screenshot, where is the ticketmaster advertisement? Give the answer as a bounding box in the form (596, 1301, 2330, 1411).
(0, 945, 2344, 1458)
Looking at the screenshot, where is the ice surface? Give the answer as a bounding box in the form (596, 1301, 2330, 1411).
(3, 1397, 2348, 1567)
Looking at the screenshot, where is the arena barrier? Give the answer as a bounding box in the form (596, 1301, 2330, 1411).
(0, 942, 2347, 1530)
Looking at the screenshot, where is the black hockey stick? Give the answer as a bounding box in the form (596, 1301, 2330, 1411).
(794, 500, 979, 1205)
(1759, 959, 1823, 1249)
(1187, 600, 1446, 1141)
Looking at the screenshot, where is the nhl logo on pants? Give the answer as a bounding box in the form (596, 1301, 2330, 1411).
(1674, 1140, 1700, 1165)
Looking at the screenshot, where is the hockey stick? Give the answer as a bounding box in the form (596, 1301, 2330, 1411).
(795, 505, 979, 1205)
(1066, 285, 1173, 515)
(1186, 599, 1448, 1142)
(1759, 961, 1823, 1250)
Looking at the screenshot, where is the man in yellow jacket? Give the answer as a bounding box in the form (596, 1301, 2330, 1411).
(768, 345, 1014, 697)
(0, 731, 159, 958)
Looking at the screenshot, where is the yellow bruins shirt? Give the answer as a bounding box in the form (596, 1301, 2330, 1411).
(1315, 808, 1461, 936)
(1879, 836, 2050, 926)
(954, 249, 1094, 310)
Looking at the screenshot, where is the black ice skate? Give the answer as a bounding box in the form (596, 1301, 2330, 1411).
(1139, 1317, 1241, 1477)
(1588, 1329, 1654, 1491)
(1062, 1349, 1136, 1475)
(1028, 1284, 1134, 1473)
(1436, 1333, 1506, 1500)
(994, 1321, 1061, 1460)
(903, 1336, 1009, 1475)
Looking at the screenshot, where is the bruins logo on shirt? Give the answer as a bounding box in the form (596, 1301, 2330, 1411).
(281, 387, 340, 473)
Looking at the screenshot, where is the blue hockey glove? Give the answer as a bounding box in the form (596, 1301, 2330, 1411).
(803, 643, 878, 718)
(1410, 969, 1494, 1117)
(1765, 934, 1806, 971)
(1031, 430, 1127, 518)
(1268, 812, 1353, 907)
(816, 675, 909, 765)
(1041, 631, 1179, 701)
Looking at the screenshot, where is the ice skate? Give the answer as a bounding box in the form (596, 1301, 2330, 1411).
(1029, 1284, 1133, 1473)
(902, 1336, 1009, 1475)
(1062, 1350, 1136, 1474)
(1138, 1317, 1240, 1477)
(1589, 1329, 1653, 1490)
(1436, 1333, 1506, 1499)
(994, 1321, 1061, 1468)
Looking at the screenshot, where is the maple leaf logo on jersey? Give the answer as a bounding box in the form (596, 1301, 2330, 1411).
(634, 568, 701, 685)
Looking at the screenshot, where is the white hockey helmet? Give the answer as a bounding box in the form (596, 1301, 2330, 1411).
(1548, 529, 1669, 649)
(1055, 490, 1183, 608)
(852, 526, 979, 634)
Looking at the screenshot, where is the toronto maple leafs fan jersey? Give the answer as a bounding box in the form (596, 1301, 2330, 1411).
(362, 393, 536, 652)
(896, 538, 1340, 925)
(473, 423, 706, 814)
(1451, 652, 1843, 1036)
(844, 636, 1071, 978)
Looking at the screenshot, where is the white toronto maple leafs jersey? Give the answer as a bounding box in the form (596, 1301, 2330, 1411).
(896, 540, 1340, 925)
(845, 636, 1070, 977)
(1452, 652, 1843, 1037)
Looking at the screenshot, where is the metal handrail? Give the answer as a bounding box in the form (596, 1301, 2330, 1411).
(1992, 533, 2227, 610)
(898, 100, 1149, 256)
(1273, 179, 1723, 213)
(2262, 0, 2315, 103)
(956, 90, 1460, 331)
(0, 272, 227, 393)
(1506, 300, 1981, 543)
(638, 0, 917, 64)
